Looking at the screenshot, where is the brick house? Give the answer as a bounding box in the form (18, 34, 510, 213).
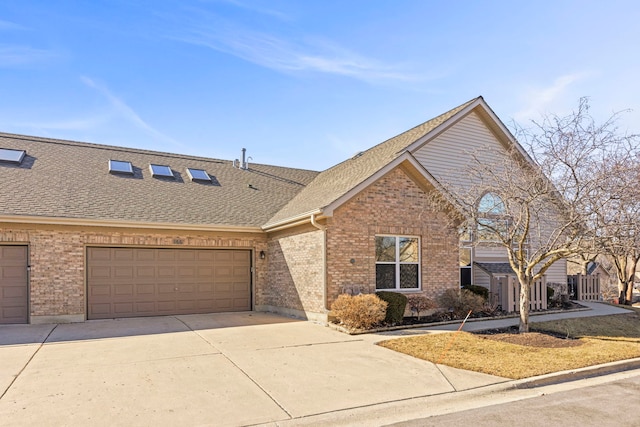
(0, 97, 562, 324)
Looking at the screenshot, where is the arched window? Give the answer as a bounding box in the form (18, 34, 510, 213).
(478, 192, 505, 215)
(477, 192, 507, 241)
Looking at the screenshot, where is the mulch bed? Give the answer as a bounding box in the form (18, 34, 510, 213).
(474, 326, 584, 348)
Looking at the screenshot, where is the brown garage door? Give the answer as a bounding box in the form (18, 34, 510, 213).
(87, 247, 251, 320)
(0, 245, 29, 324)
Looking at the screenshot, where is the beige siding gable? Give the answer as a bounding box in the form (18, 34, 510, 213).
(412, 111, 506, 192)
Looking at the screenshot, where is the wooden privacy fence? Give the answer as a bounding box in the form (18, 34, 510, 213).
(489, 276, 548, 313)
(567, 274, 601, 301)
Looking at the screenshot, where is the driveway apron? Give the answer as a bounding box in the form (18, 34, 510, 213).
(0, 312, 505, 426)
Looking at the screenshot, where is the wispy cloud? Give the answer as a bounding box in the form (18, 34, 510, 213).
(514, 73, 589, 121)
(0, 45, 59, 67)
(80, 76, 180, 147)
(198, 0, 291, 21)
(170, 12, 418, 83)
(0, 19, 27, 31)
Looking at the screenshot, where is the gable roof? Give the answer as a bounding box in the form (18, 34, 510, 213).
(0, 133, 318, 230)
(264, 97, 483, 229)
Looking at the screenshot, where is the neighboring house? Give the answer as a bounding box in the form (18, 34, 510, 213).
(0, 96, 566, 324)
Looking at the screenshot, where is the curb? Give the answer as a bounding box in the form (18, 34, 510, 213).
(512, 357, 640, 389)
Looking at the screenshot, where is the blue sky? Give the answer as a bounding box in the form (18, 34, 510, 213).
(1, 1, 638, 171)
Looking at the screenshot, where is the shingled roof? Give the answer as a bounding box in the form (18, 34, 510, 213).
(265, 97, 478, 227)
(0, 133, 318, 229)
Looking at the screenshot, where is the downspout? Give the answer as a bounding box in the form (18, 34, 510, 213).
(310, 214, 329, 315)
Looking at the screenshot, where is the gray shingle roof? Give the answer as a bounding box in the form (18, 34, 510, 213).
(474, 262, 515, 275)
(0, 133, 318, 228)
(266, 98, 478, 226)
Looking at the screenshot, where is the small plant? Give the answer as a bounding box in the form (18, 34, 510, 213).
(462, 284, 489, 299)
(376, 291, 408, 325)
(330, 294, 387, 330)
(437, 288, 485, 318)
(407, 295, 436, 320)
(480, 297, 500, 316)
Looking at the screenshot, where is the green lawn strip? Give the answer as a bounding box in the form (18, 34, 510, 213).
(378, 312, 640, 380)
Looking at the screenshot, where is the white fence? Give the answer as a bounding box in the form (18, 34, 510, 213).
(567, 274, 601, 301)
(489, 276, 548, 313)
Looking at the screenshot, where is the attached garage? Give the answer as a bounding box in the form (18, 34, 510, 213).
(87, 247, 252, 320)
(0, 245, 29, 324)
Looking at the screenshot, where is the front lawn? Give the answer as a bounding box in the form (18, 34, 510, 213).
(377, 309, 640, 379)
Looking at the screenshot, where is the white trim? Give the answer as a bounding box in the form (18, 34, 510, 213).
(322, 153, 445, 217)
(261, 209, 322, 232)
(0, 215, 263, 233)
(375, 234, 421, 291)
(404, 97, 531, 161)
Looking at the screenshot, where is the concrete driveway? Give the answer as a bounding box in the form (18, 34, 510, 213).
(0, 312, 504, 427)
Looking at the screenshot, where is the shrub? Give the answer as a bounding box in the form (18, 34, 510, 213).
(437, 288, 485, 318)
(547, 286, 555, 302)
(462, 284, 489, 300)
(330, 294, 387, 330)
(407, 295, 437, 320)
(376, 291, 408, 325)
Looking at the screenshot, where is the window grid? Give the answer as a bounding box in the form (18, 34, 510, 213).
(375, 235, 420, 290)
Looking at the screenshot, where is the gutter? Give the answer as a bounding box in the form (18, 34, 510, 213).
(310, 213, 329, 312)
(261, 209, 323, 232)
(0, 215, 264, 234)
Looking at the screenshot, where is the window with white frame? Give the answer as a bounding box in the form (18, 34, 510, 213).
(375, 235, 420, 290)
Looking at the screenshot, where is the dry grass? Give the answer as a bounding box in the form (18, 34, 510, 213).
(378, 310, 640, 379)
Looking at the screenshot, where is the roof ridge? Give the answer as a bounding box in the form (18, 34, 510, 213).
(0, 131, 318, 172)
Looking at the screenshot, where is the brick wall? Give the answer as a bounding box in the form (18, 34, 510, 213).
(325, 166, 459, 307)
(0, 224, 267, 322)
(264, 224, 325, 317)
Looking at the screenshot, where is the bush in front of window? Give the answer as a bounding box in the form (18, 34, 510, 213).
(375, 291, 408, 325)
(407, 295, 437, 320)
(437, 288, 485, 319)
(330, 294, 388, 330)
(462, 284, 489, 300)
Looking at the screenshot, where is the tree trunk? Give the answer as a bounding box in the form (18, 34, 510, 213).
(618, 280, 629, 305)
(519, 280, 531, 333)
(625, 281, 634, 305)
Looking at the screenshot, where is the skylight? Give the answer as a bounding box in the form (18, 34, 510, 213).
(149, 164, 174, 178)
(0, 148, 26, 164)
(186, 168, 211, 182)
(109, 159, 134, 174)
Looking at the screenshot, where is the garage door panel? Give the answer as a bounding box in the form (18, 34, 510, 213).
(0, 245, 28, 324)
(113, 284, 134, 296)
(136, 266, 156, 278)
(89, 284, 111, 297)
(157, 284, 176, 295)
(114, 266, 134, 278)
(114, 302, 135, 314)
(157, 251, 176, 262)
(2, 266, 26, 280)
(89, 266, 111, 279)
(135, 249, 156, 261)
(87, 248, 251, 319)
(178, 267, 196, 278)
(114, 248, 135, 261)
(3, 285, 28, 299)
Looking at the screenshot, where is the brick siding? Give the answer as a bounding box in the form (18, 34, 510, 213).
(325, 166, 459, 307)
(0, 224, 267, 320)
(265, 225, 325, 315)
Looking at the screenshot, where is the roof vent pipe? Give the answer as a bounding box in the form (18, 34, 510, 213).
(241, 148, 247, 170)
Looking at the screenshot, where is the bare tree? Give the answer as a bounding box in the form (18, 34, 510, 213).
(591, 148, 640, 304)
(435, 98, 638, 332)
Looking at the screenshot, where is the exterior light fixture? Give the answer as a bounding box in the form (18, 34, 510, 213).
(259, 250, 266, 260)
